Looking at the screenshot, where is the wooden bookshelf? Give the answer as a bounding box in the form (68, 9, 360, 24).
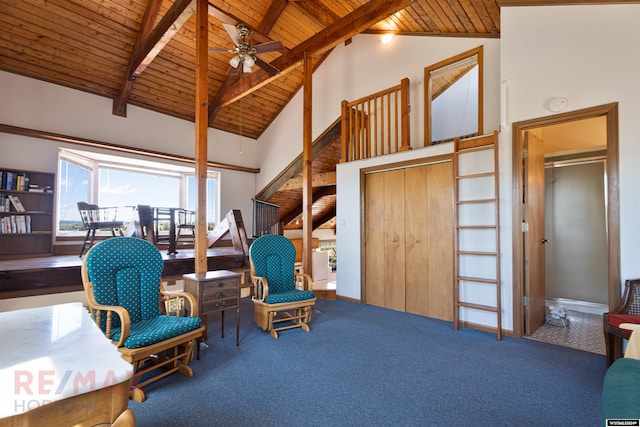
(0, 168, 55, 259)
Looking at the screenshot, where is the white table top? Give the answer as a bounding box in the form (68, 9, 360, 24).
(0, 303, 133, 418)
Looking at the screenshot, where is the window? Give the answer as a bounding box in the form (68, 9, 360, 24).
(57, 149, 219, 236)
(424, 46, 483, 145)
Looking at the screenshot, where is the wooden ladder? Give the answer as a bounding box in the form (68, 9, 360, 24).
(453, 131, 501, 340)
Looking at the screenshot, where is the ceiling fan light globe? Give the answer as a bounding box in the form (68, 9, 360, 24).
(243, 62, 253, 73)
(229, 55, 241, 68)
(244, 55, 255, 67)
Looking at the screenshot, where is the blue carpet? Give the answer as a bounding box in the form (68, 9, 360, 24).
(130, 298, 605, 426)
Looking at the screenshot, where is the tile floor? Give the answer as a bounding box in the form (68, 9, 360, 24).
(526, 310, 605, 355)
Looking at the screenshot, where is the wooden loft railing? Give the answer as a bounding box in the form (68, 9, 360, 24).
(340, 78, 411, 162)
(251, 199, 281, 238)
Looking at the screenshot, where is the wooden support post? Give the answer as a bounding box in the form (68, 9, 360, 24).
(302, 52, 313, 277)
(399, 77, 411, 152)
(340, 100, 349, 163)
(194, 0, 209, 274)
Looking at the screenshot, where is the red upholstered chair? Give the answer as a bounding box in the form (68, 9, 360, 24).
(604, 279, 640, 367)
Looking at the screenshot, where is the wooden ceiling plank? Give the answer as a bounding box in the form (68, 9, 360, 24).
(213, 0, 415, 114)
(4, 1, 135, 54)
(113, 0, 164, 117)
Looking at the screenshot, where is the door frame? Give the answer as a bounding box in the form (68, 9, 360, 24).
(511, 103, 620, 338)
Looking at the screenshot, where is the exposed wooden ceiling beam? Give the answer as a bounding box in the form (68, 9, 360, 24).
(279, 171, 336, 191)
(113, 0, 163, 117)
(210, 0, 415, 114)
(128, 0, 196, 81)
(289, 0, 340, 27)
(312, 207, 336, 230)
(260, 0, 288, 34)
(281, 185, 336, 226)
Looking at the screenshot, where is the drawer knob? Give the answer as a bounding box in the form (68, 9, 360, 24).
(216, 301, 226, 308)
(217, 281, 225, 287)
(216, 292, 226, 298)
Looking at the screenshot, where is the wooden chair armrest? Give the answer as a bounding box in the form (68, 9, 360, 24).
(252, 275, 269, 301)
(295, 273, 313, 291)
(83, 279, 130, 346)
(160, 287, 199, 317)
(87, 303, 130, 347)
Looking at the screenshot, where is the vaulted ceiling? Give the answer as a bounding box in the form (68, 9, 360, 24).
(0, 0, 502, 230)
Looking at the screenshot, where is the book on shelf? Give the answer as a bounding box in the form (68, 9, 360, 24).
(0, 215, 31, 234)
(28, 184, 52, 193)
(7, 195, 26, 212)
(0, 171, 31, 191)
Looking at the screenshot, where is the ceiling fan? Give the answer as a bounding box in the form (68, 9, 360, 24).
(210, 23, 284, 76)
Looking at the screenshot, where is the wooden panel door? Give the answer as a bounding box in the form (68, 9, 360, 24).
(384, 169, 406, 311)
(365, 172, 385, 307)
(405, 165, 429, 316)
(426, 162, 454, 321)
(524, 132, 546, 335)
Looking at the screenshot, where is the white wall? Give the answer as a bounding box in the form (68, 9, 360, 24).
(0, 71, 258, 233)
(501, 4, 640, 287)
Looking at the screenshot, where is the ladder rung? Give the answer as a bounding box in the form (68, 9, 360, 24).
(455, 171, 495, 179)
(456, 225, 496, 230)
(457, 301, 498, 313)
(456, 275, 497, 284)
(456, 198, 496, 204)
(457, 251, 497, 257)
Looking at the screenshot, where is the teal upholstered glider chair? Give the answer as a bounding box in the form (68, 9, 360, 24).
(250, 234, 316, 339)
(81, 237, 204, 402)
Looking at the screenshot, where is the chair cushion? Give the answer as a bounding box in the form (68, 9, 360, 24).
(602, 358, 640, 422)
(85, 237, 164, 327)
(265, 289, 316, 304)
(250, 234, 297, 294)
(111, 315, 202, 349)
(607, 313, 640, 329)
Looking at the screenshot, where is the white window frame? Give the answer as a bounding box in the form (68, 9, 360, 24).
(56, 148, 220, 238)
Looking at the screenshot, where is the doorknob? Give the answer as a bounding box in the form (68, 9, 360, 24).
(542, 239, 550, 244)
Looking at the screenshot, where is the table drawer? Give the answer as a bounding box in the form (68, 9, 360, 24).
(203, 296, 237, 312)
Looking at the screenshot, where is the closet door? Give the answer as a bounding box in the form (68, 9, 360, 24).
(365, 172, 385, 307)
(364, 169, 405, 311)
(405, 162, 453, 321)
(365, 162, 453, 320)
(383, 169, 406, 311)
(405, 165, 429, 316)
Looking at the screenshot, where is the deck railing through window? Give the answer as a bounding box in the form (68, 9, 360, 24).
(340, 77, 411, 162)
(252, 199, 281, 238)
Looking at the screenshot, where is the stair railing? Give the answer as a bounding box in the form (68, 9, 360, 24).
(340, 77, 411, 162)
(252, 199, 281, 238)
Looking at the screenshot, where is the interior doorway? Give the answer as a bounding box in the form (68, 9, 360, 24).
(511, 103, 621, 340)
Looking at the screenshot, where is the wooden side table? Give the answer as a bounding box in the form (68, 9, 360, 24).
(183, 270, 242, 346)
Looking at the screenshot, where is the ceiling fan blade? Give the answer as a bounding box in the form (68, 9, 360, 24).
(253, 40, 284, 54)
(209, 47, 230, 52)
(255, 57, 280, 77)
(222, 22, 242, 46)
